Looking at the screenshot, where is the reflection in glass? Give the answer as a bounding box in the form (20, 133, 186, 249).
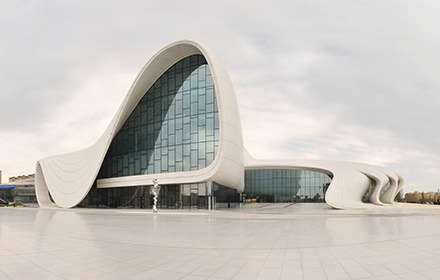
(98, 55, 219, 179)
(244, 169, 332, 203)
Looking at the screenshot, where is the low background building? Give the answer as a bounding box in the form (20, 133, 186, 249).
(0, 174, 36, 206)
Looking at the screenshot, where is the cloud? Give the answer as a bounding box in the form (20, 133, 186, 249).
(0, 1, 439, 193)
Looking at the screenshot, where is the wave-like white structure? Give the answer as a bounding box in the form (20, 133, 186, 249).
(36, 40, 404, 209)
(244, 150, 404, 209)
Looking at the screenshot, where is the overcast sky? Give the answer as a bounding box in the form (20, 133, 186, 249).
(1, 1, 439, 193)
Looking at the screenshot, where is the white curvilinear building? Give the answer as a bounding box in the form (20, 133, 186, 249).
(35, 40, 404, 210)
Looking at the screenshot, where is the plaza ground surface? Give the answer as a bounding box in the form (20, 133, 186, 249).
(1, 203, 440, 280)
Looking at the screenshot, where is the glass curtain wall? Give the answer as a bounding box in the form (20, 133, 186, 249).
(244, 169, 332, 202)
(98, 54, 219, 179)
(79, 54, 234, 209)
(79, 182, 239, 209)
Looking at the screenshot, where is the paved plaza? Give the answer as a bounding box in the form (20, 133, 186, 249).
(1, 203, 440, 280)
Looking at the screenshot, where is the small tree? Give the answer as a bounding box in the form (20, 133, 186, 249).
(394, 190, 404, 202)
(420, 192, 426, 204)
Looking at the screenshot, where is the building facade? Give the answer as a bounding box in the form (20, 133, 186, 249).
(0, 174, 36, 205)
(35, 40, 404, 210)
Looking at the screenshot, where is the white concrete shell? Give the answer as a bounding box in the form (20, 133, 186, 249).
(36, 40, 404, 209)
(36, 40, 244, 208)
(244, 150, 404, 209)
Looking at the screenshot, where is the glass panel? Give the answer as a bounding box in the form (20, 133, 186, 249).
(98, 55, 219, 179)
(243, 169, 332, 203)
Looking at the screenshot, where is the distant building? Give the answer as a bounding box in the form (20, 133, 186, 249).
(405, 191, 440, 204)
(9, 173, 35, 182)
(0, 174, 36, 205)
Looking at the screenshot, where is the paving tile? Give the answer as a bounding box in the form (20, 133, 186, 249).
(2, 204, 440, 280)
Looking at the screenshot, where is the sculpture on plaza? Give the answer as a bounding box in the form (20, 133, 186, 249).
(150, 179, 161, 213)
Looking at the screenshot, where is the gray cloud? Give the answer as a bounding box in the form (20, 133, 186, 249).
(0, 0, 439, 192)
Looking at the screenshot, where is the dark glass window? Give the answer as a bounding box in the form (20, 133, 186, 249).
(98, 55, 219, 179)
(244, 169, 332, 203)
